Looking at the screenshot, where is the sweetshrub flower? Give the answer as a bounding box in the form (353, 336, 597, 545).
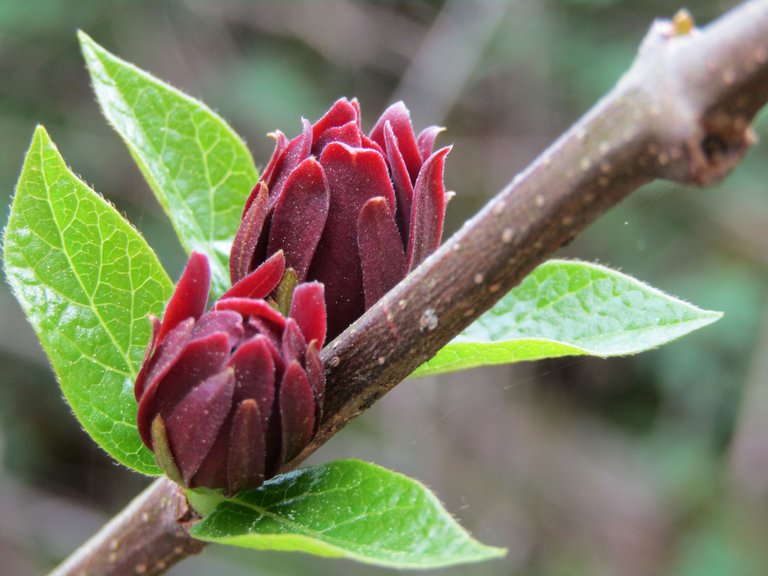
(231, 98, 451, 340)
(135, 251, 326, 494)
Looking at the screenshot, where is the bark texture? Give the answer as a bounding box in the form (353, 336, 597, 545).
(49, 479, 204, 576)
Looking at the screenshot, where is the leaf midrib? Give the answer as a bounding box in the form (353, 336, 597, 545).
(222, 493, 474, 560)
(459, 311, 717, 348)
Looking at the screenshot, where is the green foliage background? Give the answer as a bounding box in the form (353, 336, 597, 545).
(1, 1, 766, 575)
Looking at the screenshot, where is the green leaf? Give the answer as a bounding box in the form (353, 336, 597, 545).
(79, 31, 257, 298)
(413, 259, 722, 377)
(190, 460, 505, 569)
(3, 126, 172, 475)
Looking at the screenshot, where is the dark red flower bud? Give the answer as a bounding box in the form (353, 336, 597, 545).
(136, 252, 326, 494)
(231, 98, 451, 340)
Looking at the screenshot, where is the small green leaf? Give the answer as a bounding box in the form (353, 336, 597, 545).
(190, 460, 505, 569)
(79, 31, 257, 298)
(3, 126, 172, 474)
(414, 259, 722, 377)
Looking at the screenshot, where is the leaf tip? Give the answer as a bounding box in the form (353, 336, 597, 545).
(77, 30, 106, 67)
(479, 544, 508, 560)
(77, 29, 96, 51)
(31, 124, 50, 145)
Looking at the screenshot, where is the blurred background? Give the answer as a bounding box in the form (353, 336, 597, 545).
(2, 0, 767, 574)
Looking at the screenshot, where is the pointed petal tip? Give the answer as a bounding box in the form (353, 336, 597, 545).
(386, 100, 411, 116)
(222, 249, 286, 301)
(371, 103, 421, 181)
(432, 144, 453, 157)
(416, 126, 447, 159)
(157, 255, 210, 341)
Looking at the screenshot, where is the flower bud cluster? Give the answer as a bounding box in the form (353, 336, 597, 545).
(231, 98, 450, 339)
(137, 99, 451, 492)
(135, 251, 324, 494)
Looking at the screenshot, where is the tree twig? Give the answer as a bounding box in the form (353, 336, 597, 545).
(49, 478, 204, 576)
(51, 2, 768, 575)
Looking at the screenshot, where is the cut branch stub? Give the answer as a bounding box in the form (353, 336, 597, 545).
(630, 5, 768, 185)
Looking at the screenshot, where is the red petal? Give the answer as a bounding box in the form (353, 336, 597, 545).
(189, 425, 229, 490)
(229, 336, 276, 431)
(242, 131, 288, 217)
(288, 282, 326, 348)
(281, 318, 307, 366)
(268, 119, 313, 208)
(361, 134, 385, 156)
(223, 250, 285, 300)
(214, 297, 287, 330)
(311, 98, 359, 142)
(246, 316, 283, 357)
(227, 399, 266, 494)
(137, 331, 230, 447)
(383, 121, 414, 239)
(158, 253, 210, 341)
(257, 329, 285, 380)
(416, 126, 444, 161)
(267, 159, 330, 281)
(166, 368, 234, 485)
(135, 315, 162, 401)
(312, 142, 396, 339)
(142, 319, 195, 395)
(230, 184, 270, 284)
(370, 101, 422, 182)
(136, 318, 195, 442)
(191, 310, 244, 348)
(279, 361, 316, 464)
(407, 146, 451, 271)
(312, 120, 362, 156)
(358, 197, 407, 309)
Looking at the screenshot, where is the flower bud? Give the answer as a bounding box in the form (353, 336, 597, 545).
(231, 98, 451, 340)
(135, 252, 325, 494)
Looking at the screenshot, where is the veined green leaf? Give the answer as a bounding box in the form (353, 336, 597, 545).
(413, 260, 722, 377)
(190, 460, 505, 568)
(3, 126, 172, 474)
(79, 32, 257, 298)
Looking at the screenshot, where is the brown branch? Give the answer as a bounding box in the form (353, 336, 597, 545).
(51, 2, 768, 575)
(49, 478, 204, 576)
